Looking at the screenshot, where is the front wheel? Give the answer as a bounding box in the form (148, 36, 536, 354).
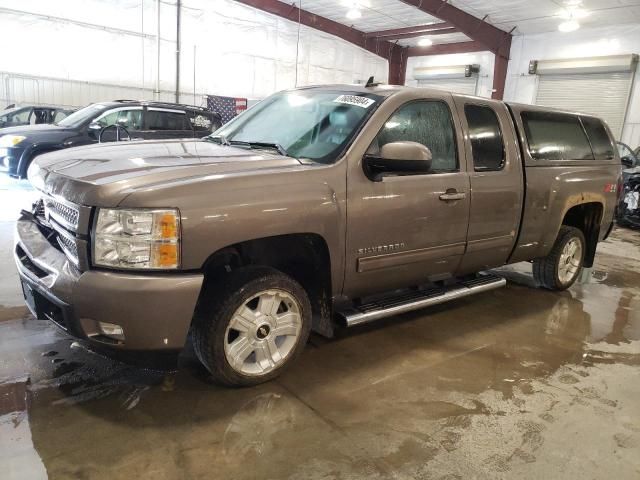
(533, 226, 586, 290)
(192, 266, 311, 387)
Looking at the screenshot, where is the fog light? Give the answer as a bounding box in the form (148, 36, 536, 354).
(98, 321, 125, 340)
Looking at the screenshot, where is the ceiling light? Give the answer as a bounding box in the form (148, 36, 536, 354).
(564, 0, 582, 6)
(558, 7, 589, 19)
(418, 37, 433, 47)
(558, 20, 580, 32)
(346, 8, 361, 19)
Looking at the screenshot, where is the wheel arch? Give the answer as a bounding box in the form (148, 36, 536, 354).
(199, 233, 334, 337)
(561, 202, 603, 268)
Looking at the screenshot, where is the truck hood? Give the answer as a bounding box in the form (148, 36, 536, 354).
(30, 139, 305, 206)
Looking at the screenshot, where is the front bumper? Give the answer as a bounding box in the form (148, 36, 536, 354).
(1, 145, 26, 176)
(14, 217, 204, 350)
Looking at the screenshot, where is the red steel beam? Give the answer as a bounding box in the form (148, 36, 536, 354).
(406, 40, 487, 57)
(375, 27, 460, 41)
(491, 38, 511, 100)
(365, 22, 455, 38)
(398, 0, 511, 58)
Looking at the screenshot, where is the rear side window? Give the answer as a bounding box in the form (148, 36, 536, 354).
(464, 104, 505, 171)
(187, 111, 218, 133)
(581, 116, 615, 160)
(521, 111, 593, 161)
(146, 110, 192, 131)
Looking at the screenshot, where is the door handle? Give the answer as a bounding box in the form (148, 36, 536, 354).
(439, 191, 466, 201)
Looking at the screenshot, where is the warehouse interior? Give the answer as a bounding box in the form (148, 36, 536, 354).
(1, 0, 640, 479)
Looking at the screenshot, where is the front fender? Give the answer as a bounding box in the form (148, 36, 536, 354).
(118, 162, 347, 293)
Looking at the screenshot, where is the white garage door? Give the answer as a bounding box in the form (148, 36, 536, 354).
(417, 76, 478, 96)
(535, 72, 633, 138)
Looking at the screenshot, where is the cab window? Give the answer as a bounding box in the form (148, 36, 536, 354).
(464, 104, 505, 171)
(372, 101, 458, 172)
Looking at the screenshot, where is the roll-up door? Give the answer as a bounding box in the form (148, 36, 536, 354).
(417, 76, 478, 96)
(414, 64, 479, 96)
(532, 55, 638, 138)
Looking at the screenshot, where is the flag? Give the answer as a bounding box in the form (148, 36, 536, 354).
(206, 95, 248, 125)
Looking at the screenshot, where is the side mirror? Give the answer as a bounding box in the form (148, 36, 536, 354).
(621, 156, 634, 168)
(364, 141, 433, 181)
(88, 121, 102, 139)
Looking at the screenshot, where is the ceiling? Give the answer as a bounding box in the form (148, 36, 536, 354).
(298, 0, 640, 47)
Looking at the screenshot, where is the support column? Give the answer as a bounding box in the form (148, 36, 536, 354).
(491, 36, 511, 100)
(388, 46, 408, 85)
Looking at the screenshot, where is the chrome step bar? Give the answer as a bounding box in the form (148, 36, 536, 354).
(338, 274, 506, 327)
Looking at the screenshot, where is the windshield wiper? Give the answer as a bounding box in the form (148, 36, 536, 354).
(241, 141, 289, 157)
(206, 136, 289, 157)
(206, 134, 231, 145)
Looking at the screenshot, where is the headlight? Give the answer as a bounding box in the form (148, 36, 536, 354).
(93, 208, 180, 269)
(0, 135, 26, 147)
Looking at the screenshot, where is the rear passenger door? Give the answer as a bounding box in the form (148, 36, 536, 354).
(453, 97, 524, 274)
(142, 108, 195, 140)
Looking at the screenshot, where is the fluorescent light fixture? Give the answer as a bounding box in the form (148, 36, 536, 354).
(346, 8, 361, 19)
(417, 37, 433, 47)
(558, 20, 580, 32)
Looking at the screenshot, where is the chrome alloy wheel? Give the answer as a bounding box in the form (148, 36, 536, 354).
(224, 289, 302, 376)
(558, 237, 582, 284)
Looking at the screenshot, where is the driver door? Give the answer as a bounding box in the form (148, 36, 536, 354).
(343, 92, 470, 298)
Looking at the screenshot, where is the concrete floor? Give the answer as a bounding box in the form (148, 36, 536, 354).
(1, 177, 639, 480)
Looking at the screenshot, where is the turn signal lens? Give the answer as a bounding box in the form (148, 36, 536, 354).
(153, 243, 179, 268)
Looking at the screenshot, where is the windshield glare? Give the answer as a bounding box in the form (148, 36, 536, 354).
(57, 103, 108, 128)
(212, 91, 381, 162)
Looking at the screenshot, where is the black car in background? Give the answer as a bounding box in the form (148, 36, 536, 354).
(0, 100, 222, 177)
(616, 141, 640, 228)
(0, 105, 73, 128)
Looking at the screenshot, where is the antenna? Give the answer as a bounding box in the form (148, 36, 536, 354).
(365, 76, 380, 87)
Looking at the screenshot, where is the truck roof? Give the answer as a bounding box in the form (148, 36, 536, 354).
(295, 84, 603, 120)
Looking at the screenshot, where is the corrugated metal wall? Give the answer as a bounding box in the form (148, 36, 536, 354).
(0, 71, 209, 109)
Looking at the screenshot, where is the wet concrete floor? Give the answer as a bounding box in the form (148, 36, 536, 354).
(1, 179, 639, 479)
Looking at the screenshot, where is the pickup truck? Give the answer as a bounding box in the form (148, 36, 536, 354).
(14, 84, 620, 386)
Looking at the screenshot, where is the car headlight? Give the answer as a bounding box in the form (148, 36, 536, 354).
(0, 135, 26, 147)
(93, 208, 180, 269)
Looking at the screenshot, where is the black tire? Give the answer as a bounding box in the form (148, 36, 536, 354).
(192, 266, 311, 387)
(533, 226, 586, 291)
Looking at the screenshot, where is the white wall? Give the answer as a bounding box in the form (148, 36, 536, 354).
(0, 0, 388, 107)
(405, 51, 495, 98)
(504, 23, 640, 146)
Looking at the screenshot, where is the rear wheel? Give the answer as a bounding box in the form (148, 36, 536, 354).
(533, 226, 586, 290)
(192, 266, 311, 387)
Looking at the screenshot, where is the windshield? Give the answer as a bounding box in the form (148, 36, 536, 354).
(57, 103, 109, 128)
(0, 107, 28, 123)
(211, 90, 383, 163)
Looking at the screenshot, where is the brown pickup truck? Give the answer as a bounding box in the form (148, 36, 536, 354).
(15, 84, 621, 386)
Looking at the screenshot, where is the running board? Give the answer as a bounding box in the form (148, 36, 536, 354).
(338, 274, 506, 327)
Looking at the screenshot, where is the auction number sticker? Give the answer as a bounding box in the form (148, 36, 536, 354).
(333, 95, 375, 109)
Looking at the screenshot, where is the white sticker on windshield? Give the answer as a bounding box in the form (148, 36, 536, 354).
(333, 95, 375, 109)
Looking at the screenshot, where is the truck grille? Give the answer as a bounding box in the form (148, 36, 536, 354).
(55, 228, 79, 265)
(44, 197, 80, 231)
(36, 195, 83, 267)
